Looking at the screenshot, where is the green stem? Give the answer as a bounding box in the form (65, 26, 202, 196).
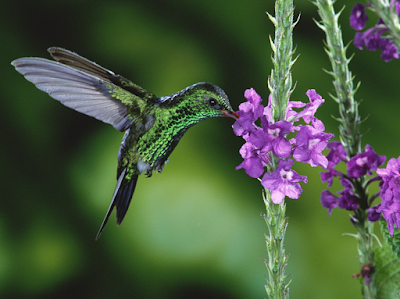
(313, 0, 361, 158)
(313, 0, 377, 297)
(267, 0, 297, 122)
(354, 209, 376, 299)
(263, 189, 290, 299)
(262, 0, 297, 297)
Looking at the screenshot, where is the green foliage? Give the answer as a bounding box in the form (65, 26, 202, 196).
(374, 239, 400, 298)
(380, 217, 400, 262)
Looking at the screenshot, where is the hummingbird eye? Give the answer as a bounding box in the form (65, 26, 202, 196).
(207, 97, 221, 109)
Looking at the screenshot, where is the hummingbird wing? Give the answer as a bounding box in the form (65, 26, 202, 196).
(48, 47, 158, 102)
(12, 48, 158, 132)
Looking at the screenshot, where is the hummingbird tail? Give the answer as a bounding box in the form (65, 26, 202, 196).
(95, 168, 138, 240)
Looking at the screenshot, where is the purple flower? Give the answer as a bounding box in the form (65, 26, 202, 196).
(351, 4, 399, 62)
(232, 88, 264, 136)
(325, 141, 348, 165)
(338, 194, 359, 210)
(378, 199, 400, 236)
(234, 88, 333, 202)
(263, 94, 273, 123)
(292, 124, 334, 168)
(264, 120, 294, 159)
(381, 38, 399, 62)
(354, 27, 387, 51)
(232, 110, 255, 137)
(286, 100, 305, 122)
(236, 141, 270, 178)
(350, 4, 369, 30)
(261, 159, 308, 204)
(320, 190, 339, 215)
(395, 0, 400, 15)
(337, 178, 360, 210)
(287, 89, 325, 124)
(347, 145, 386, 179)
(320, 161, 343, 188)
(377, 157, 400, 235)
(367, 204, 381, 222)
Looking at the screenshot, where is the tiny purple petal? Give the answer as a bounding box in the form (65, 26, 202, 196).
(320, 161, 343, 187)
(326, 141, 348, 165)
(338, 190, 360, 210)
(289, 90, 325, 123)
(263, 94, 273, 123)
(244, 88, 264, 119)
(232, 88, 265, 136)
(236, 157, 265, 178)
(320, 190, 339, 215)
(337, 178, 360, 210)
(380, 39, 399, 62)
(367, 204, 381, 222)
(273, 138, 292, 159)
(236, 142, 268, 178)
(266, 120, 294, 158)
(232, 112, 255, 136)
(350, 4, 369, 30)
(354, 31, 366, 50)
(347, 144, 386, 179)
(286, 100, 306, 121)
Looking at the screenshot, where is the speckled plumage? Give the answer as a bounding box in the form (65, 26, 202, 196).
(12, 47, 238, 239)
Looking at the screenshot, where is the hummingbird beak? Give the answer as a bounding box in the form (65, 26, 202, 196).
(222, 110, 240, 120)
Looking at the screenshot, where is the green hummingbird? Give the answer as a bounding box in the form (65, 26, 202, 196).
(12, 47, 238, 239)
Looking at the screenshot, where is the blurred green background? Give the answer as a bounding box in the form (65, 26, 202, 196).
(2, 0, 399, 298)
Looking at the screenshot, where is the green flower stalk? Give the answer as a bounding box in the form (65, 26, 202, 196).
(313, 0, 361, 157)
(263, 190, 290, 298)
(233, 1, 333, 298)
(314, 0, 377, 297)
(264, 1, 296, 297)
(267, 0, 297, 122)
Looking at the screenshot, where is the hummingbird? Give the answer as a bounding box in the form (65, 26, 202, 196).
(12, 47, 238, 239)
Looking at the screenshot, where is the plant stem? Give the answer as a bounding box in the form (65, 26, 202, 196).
(267, 0, 297, 123)
(263, 190, 290, 299)
(262, 0, 297, 297)
(313, 0, 361, 158)
(313, 0, 377, 297)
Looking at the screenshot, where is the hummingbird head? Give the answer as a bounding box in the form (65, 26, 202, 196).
(180, 82, 239, 120)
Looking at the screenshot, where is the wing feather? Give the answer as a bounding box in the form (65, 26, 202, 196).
(48, 47, 158, 102)
(12, 57, 136, 131)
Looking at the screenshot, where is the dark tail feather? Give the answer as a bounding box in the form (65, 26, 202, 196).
(95, 168, 138, 240)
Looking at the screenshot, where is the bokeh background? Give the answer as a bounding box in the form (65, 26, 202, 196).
(2, 0, 399, 298)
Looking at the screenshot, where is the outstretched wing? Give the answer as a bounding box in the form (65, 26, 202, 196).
(48, 47, 158, 101)
(12, 48, 158, 132)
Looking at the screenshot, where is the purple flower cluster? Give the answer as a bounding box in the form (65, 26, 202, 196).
(233, 88, 334, 204)
(350, 2, 399, 62)
(376, 157, 400, 235)
(320, 143, 386, 221)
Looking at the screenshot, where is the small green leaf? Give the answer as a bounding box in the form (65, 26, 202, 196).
(374, 241, 400, 298)
(380, 217, 400, 261)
